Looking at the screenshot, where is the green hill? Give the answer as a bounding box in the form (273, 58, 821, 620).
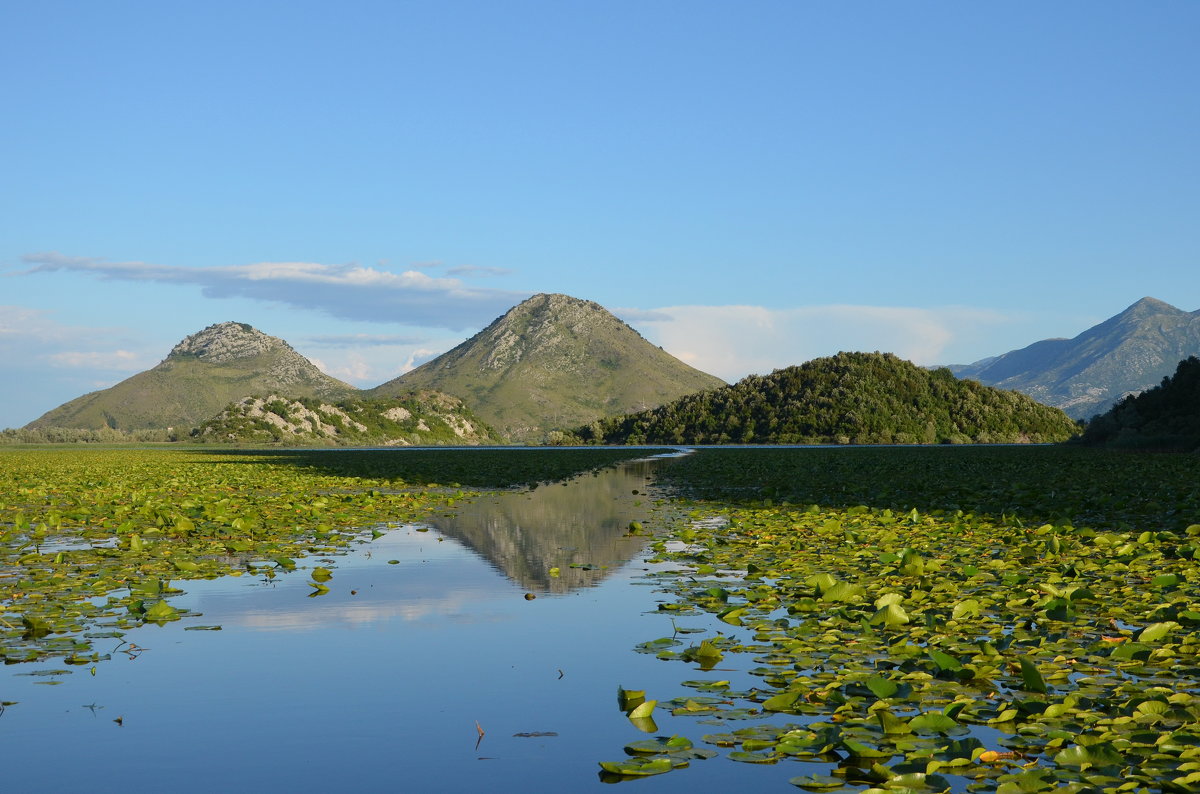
(574, 351, 1080, 445)
(1080, 356, 1200, 451)
(367, 293, 726, 443)
(25, 322, 356, 432)
(192, 390, 501, 446)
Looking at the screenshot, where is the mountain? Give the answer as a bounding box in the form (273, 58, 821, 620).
(191, 391, 501, 446)
(26, 322, 356, 431)
(950, 297, 1200, 420)
(1080, 356, 1200, 451)
(573, 351, 1080, 445)
(366, 293, 726, 442)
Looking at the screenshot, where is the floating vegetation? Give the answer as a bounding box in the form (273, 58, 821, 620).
(600, 447, 1200, 792)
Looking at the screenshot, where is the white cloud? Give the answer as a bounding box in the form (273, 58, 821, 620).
(300, 339, 462, 388)
(401, 347, 443, 372)
(48, 349, 143, 370)
(19, 252, 530, 331)
(445, 264, 512, 278)
(0, 306, 160, 427)
(308, 352, 377, 384)
(234, 589, 503, 632)
(303, 333, 428, 347)
(0, 306, 77, 343)
(629, 303, 1019, 382)
(0, 305, 141, 357)
(612, 307, 674, 323)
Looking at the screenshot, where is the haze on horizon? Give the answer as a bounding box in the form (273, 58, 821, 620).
(2, 2, 1197, 428)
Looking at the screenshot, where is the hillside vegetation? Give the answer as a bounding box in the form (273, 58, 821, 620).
(1081, 356, 1200, 451)
(574, 352, 1080, 445)
(192, 391, 501, 446)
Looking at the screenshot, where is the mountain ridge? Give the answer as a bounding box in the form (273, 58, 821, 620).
(950, 297, 1200, 419)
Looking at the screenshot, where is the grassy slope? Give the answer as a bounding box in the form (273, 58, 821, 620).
(27, 355, 357, 431)
(370, 294, 726, 442)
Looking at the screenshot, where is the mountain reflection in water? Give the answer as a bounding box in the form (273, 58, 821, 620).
(424, 457, 666, 592)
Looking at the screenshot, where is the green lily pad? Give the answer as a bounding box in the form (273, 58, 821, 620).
(598, 757, 674, 776)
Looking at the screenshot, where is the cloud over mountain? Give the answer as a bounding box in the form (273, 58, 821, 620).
(20, 253, 530, 331)
(630, 303, 1017, 382)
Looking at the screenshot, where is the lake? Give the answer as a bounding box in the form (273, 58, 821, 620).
(0, 453, 809, 792)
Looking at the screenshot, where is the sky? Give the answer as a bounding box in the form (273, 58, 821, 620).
(2, 1, 1198, 428)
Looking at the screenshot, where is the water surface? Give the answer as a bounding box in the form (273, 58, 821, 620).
(0, 456, 802, 792)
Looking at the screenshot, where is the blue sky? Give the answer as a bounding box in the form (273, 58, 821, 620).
(3, 1, 1198, 428)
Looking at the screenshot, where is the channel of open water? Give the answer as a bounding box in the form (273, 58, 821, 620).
(0, 454, 822, 792)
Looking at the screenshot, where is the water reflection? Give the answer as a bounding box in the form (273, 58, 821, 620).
(423, 457, 665, 592)
(4, 454, 757, 794)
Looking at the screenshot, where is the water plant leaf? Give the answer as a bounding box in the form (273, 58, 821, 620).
(928, 649, 963, 673)
(762, 691, 803, 712)
(951, 598, 980, 620)
(908, 713, 958, 734)
(876, 709, 912, 735)
(617, 687, 645, 713)
(1052, 742, 1125, 769)
(598, 757, 673, 776)
(627, 715, 658, 733)
(789, 774, 846, 790)
(870, 602, 910, 627)
(1138, 621, 1178, 643)
(1018, 656, 1048, 694)
(143, 600, 180, 623)
(727, 750, 778, 763)
(624, 735, 692, 754)
(866, 675, 899, 699)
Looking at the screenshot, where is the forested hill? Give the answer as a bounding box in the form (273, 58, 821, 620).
(574, 352, 1080, 445)
(1080, 356, 1200, 451)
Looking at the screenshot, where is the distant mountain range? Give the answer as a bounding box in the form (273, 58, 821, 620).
(24, 295, 725, 443)
(24, 293, 1195, 444)
(575, 351, 1079, 445)
(366, 293, 727, 442)
(949, 297, 1200, 420)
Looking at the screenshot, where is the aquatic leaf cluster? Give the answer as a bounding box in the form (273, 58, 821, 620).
(0, 447, 657, 667)
(604, 447, 1200, 791)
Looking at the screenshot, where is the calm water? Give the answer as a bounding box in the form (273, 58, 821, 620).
(0, 456, 815, 792)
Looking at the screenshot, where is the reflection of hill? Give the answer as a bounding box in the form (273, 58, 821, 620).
(425, 459, 663, 592)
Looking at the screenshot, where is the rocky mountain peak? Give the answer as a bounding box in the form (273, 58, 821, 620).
(168, 321, 284, 363)
(369, 292, 725, 442)
(1107, 297, 1191, 328)
(479, 293, 626, 370)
